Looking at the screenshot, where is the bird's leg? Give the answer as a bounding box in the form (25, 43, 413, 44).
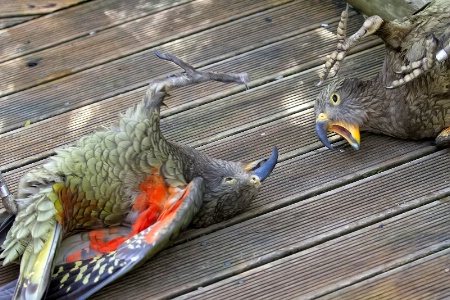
(141, 51, 249, 110)
(317, 5, 349, 85)
(388, 34, 438, 88)
(318, 5, 384, 85)
(435, 127, 450, 147)
(152, 50, 248, 91)
(0, 170, 16, 215)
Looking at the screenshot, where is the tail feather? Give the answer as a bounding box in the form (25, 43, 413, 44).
(14, 223, 62, 300)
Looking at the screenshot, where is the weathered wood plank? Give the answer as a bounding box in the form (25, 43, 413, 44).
(159, 50, 378, 148)
(79, 150, 450, 299)
(0, 263, 18, 288)
(0, 127, 440, 297)
(0, 16, 378, 170)
(0, 0, 355, 133)
(3, 1, 440, 298)
(0, 16, 35, 29)
(179, 200, 450, 299)
(0, 0, 87, 17)
(0, 0, 294, 97)
(347, 0, 431, 20)
(0, 0, 192, 62)
(322, 247, 450, 299)
(0, 50, 437, 293)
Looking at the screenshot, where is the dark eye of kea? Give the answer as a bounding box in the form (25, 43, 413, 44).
(329, 92, 341, 106)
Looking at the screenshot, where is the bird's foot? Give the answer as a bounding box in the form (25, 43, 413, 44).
(317, 5, 349, 86)
(387, 34, 438, 89)
(318, 6, 383, 85)
(435, 127, 450, 147)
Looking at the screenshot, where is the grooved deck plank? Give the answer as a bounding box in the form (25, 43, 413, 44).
(83, 150, 450, 299)
(0, 136, 440, 297)
(0, 46, 435, 295)
(1, 0, 446, 298)
(180, 201, 450, 300)
(0, 0, 294, 97)
(0, 0, 86, 17)
(0, 0, 357, 134)
(0, 16, 35, 29)
(322, 248, 450, 299)
(0, 42, 383, 171)
(0, 0, 192, 62)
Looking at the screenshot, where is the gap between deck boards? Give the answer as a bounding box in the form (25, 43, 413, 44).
(2, 1, 447, 298)
(0, 0, 355, 134)
(0, 36, 382, 176)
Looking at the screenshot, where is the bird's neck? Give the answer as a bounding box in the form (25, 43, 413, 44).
(355, 75, 389, 118)
(168, 142, 215, 181)
(357, 74, 411, 137)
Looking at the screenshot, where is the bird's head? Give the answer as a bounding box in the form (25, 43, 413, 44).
(191, 146, 278, 227)
(315, 78, 368, 150)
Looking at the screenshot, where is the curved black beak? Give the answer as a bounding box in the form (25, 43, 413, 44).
(252, 146, 278, 182)
(315, 113, 360, 151)
(315, 120, 335, 150)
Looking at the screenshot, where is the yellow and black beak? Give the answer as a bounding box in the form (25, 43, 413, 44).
(315, 113, 360, 150)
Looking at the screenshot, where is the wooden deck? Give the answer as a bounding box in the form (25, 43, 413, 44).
(1, 0, 450, 299)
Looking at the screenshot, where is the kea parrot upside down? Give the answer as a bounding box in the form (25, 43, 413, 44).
(0, 51, 278, 300)
(315, 0, 450, 150)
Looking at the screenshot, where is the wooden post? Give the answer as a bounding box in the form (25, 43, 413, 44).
(346, 0, 431, 20)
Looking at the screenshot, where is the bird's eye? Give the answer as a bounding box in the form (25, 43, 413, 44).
(329, 92, 341, 106)
(223, 177, 235, 183)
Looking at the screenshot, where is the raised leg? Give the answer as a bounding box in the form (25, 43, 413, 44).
(318, 5, 384, 85)
(147, 50, 249, 100)
(387, 34, 439, 88)
(133, 50, 250, 123)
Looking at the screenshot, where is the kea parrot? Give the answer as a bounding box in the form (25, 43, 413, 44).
(314, 0, 450, 150)
(0, 51, 278, 300)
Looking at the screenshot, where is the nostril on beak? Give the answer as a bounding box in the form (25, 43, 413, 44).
(251, 175, 261, 185)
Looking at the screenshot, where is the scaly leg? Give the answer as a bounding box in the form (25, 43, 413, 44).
(148, 50, 249, 98)
(317, 5, 384, 85)
(388, 34, 438, 88)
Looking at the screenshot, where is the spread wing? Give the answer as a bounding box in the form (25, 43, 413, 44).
(46, 177, 204, 300)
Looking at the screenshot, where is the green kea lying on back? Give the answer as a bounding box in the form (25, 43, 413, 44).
(315, 0, 450, 150)
(0, 51, 278, 300)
